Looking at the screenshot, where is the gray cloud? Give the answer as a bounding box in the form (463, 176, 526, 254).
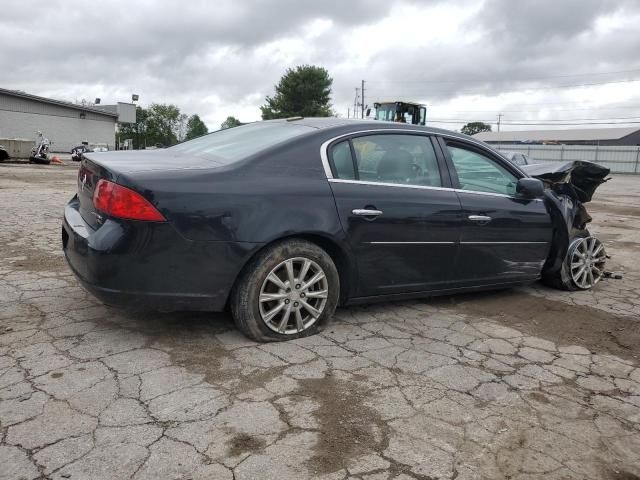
(1, 0, 639, 129)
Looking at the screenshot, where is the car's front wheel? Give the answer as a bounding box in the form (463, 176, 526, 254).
(544, 230, 607, 291)
(231, 239, 340, 342)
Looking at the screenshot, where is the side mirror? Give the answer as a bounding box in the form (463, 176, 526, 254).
(516, 178, 545, 198)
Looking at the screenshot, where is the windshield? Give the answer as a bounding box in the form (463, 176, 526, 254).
(169, 121, 315, 164)
(375, 105, 397, 121)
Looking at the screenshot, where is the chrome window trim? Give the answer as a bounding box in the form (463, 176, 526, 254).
(320, 128, 536, 200)
(328, 178, 543, 201)
(328, 178, 454, 194)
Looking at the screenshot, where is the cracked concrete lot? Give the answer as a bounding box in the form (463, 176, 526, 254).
(1, 163, 639, 480)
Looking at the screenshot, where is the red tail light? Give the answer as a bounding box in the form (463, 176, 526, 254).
(93, 179, 166, 222)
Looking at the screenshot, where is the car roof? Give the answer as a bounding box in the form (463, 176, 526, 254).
(265, 117, 474, 142)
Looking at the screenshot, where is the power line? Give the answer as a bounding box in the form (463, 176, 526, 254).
(428, 119, 640, 126)
(428, 106, 640, 113)
(365, 67, 640, 85)
(428, 115, 640, 122)
(366, 78, 640, 96)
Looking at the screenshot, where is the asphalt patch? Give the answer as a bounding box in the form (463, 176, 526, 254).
(299, 375, 387, 475)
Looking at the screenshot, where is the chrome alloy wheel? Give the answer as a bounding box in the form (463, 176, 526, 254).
(259, 257, 329, 334)
(569, 236, 606, 290)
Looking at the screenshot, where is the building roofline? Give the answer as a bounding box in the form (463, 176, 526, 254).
(0, 87, 119, 118)
(474, 126, 640, 142)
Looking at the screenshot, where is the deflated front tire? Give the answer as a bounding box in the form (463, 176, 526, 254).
(544, 230, 607, 291)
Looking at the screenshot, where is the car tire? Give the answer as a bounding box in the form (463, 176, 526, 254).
(231, 239, 340, 342)
(544, 229, 605, 291)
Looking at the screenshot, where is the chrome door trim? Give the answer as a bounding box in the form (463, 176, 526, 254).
(368, 241, 456, 245)
(366, 241, 548, 245)
(455, 188, 543, 201)
(329, 178, 455, 193)
(328, 178, 543, 201)
(460, 241, 550, 245)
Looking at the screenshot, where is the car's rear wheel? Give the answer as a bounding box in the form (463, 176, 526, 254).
(231, 239, 339, 342)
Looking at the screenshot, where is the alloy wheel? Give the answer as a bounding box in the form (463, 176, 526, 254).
(569, 236, 606, 289)
(259, 257, 329, 334)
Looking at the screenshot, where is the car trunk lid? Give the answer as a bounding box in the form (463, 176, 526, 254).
(76, 150, 228, 228)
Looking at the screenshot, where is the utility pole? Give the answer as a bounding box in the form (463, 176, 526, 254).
(354, 88, 360, 120)
(497, 113, 503, 132)
(361, 80, 365, 119)
(347, 107, 350, 119)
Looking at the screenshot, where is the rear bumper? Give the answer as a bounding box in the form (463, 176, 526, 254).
(62, 196, 261, 311)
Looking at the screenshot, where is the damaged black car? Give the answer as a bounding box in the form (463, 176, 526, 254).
(522, 160, 610, 290)
(62, 119, 610, 341)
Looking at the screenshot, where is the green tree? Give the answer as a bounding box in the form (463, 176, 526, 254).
(461, 122, 492, 136)
(145, 104, 182, 147)
(261, 65, 333, 119)
(186, 114, 209, 139)
(117, 105, 209, 148)
(220, 116, 242, 129)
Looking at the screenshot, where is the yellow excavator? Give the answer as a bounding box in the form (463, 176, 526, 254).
(370, 101, 427, 125)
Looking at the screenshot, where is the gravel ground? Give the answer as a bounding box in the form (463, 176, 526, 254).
(1, 163, 639, 480)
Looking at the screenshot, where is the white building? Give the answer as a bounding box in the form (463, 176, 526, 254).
(0, 87, 135, 153)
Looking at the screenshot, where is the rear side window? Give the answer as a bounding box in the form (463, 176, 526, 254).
(170, 122, 315, 164)
(330, 134, 442, 187)
(352, 134, 442, 187)
(330, 141, 356, 179)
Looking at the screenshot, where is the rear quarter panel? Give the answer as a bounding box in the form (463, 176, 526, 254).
(119, 138, 347, 245)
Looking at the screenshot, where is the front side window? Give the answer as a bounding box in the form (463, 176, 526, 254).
(351, 134, 442, 187)
(447, 144, 518, 196)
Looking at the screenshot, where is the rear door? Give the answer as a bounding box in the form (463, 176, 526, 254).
(327, 132, 463, 297)
(438, 137, 552, 285)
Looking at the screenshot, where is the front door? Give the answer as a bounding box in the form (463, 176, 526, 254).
(440, 138, 552, 285)
(327, 133, 463, 297)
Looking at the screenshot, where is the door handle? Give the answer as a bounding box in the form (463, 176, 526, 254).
(352, 209, 383, 217)
(468, 215, 492, 222)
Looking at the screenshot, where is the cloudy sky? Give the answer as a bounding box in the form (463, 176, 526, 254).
(2, 0, 640, 132)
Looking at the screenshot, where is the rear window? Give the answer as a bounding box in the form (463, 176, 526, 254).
(169, 122, 315, 164)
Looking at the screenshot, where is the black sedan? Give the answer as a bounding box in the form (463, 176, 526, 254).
(62, 118, 609, 341)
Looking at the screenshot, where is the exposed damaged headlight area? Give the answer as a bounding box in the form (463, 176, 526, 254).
(522, 160, 613, 290)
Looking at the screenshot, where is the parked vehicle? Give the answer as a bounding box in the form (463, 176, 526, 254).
(502, 150, 533, 166)
(0, 145, 8, 162)
(71, 144, 90, 162)
(62, 119, 609, 341)
(371, 101, 427, 125)
(29, 131, 50, 164)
